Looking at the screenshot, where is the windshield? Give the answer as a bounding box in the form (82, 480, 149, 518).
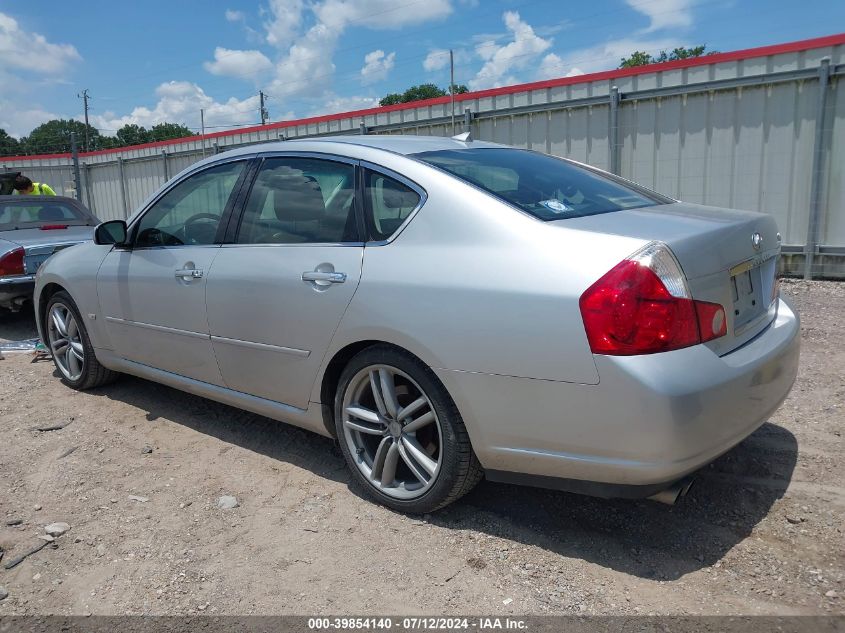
(414, 148, 670, 221)
(0, 201, 92, 230)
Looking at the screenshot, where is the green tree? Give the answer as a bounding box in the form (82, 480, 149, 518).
(115, 124, 151, 147)
(619, 45, 717, 68)
(149, 122, 194, 141)
(0, 129, 21, 156)
(379, 83, 469, 106)
(20, 119, 101, 154)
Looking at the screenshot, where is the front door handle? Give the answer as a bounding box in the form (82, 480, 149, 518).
(301, 271, 346, 284)
(175, 268, 204, 280)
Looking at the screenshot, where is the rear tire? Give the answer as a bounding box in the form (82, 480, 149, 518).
(334, 344, 482, 513)
(44, 291, 118, 390)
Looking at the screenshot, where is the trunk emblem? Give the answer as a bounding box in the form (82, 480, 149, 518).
(751, 232, 763, 251)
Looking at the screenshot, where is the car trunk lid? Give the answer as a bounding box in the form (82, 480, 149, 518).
(557, 202, 781, 355)
(0, 226, 95, 275)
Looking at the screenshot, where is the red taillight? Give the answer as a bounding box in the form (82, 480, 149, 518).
(695, 300, 727, 342)
(40, 224, 68, 230)
(0, 247, 25, 277)
(579, 242, 727, 355)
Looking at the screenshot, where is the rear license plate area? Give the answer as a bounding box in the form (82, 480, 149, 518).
(730, 263, 766, 331)
(24, 254, 50, 274)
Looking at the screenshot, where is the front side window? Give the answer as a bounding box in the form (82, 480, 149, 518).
(364, 170, 421, 241)
(414, 148, 668, 221)
(237, 157, 358, 244)
(134, 160, 245, 247)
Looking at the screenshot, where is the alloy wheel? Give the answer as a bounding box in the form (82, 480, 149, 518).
(47, 303, 84, 381)
(341, 364, 443, 500)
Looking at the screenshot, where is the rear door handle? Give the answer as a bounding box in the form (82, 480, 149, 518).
(301, 271, 346, 284)
(175, 268, 204, 280)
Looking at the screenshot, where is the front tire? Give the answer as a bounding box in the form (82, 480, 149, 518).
(334, 345, 482, 513)
(45, 291, 118, 390)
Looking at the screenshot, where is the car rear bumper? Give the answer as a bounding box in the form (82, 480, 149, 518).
(0, 274, 35, 309)
(435, 297, 800, 495)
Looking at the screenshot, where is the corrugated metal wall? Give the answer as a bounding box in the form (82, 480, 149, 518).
(2, 39, 843, 274)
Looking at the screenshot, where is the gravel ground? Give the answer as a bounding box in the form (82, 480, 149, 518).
(0, 280, 842, 615)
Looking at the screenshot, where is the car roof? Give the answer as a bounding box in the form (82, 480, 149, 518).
(215, 134, 508, 162)
(307, 134, 506, 155)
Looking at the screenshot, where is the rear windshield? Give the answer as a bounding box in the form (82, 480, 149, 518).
(414, 148, 669, 221)
(0, 201, 91, 230)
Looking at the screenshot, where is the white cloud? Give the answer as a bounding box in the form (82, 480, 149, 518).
(565, 36, 688, 75)
(225, 9, 245, 22)
(535, 53, 584, 80)
(265, 22, 339, 99)
(360, 49, 395, 85)
(308, 95, 379, 117)
(89, 81, 261, 132)
(264, 0, 304, 49)
(0, 11, 80, 76)
(625, 0, 694, 32)
(261, 0, 453, 100)
(313, 0, 452, 31)
(0, 100, 61, 139)
(203, 47, 273, 78)
(423, 49, 450, 72)
(469, 11, 551, 90)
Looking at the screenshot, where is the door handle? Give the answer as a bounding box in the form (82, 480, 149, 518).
(175, 268, 204, 280)
(301, 271, 346, 284)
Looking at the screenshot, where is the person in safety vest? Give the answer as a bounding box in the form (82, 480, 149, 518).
(13, 175, 56, 195)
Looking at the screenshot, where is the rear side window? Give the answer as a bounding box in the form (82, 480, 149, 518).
(364, 170, 421, 240)
(414, 148, 668, 221)
(237, 157, 358, 244)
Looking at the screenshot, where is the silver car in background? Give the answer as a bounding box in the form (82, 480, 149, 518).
(33, 136, 800, 513)
(0, 195, 98, 312)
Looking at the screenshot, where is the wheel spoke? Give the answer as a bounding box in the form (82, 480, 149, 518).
(401, 435, 438, 477)
(397, 442, 429, 484)
(51, 338, 68, 353)
(70, 341, 84, 355)
(403, 410, 435, 433)
(370, 437, 392, 480)
(344, 418, 384, 435)
(66, 316, 78, 339)
(397, 397, 426, 422)
(345, 405, 381, 424)
(51, 309, 68, 337)
(66, 346, 81, 377)
(380, 442, 400, 487)
(369, 371, 388, 417)
(379, 369, 399, 418)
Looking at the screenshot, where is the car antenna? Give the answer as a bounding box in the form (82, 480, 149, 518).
(451, 131, 472, 142)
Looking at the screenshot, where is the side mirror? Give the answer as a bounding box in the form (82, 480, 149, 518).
(95, 220, 128, 246)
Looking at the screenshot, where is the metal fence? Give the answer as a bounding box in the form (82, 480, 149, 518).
(3, 35, 843, 278)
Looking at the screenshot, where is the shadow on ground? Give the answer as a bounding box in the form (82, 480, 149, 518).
(80, 372, 796, 581)
(0, 307, 39, 344)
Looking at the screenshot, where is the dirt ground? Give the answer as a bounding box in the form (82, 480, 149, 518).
(0, 280, 842, 616)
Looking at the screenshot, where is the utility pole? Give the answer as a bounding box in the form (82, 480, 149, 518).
(450, 50, 456, 135)
(78, 89, 90, 152)
(200, 109, 207, 158)
(259, 91, 269, 125)
(70, 131, 82, 201)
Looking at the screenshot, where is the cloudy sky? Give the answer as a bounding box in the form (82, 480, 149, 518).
(1, 0, 842, 140)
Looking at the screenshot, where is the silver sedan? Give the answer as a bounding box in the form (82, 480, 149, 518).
(33, 135, 800, 513)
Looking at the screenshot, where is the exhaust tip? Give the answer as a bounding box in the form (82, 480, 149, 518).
(648, 476, 695, 506)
